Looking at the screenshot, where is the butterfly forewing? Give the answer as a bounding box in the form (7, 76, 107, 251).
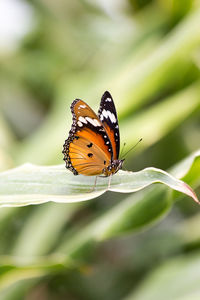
(63, 99, 113, 176)
(98, 91, 120, 160)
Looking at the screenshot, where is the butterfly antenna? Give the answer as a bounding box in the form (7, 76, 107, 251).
(120, 142, 126, 158)
(122, 138, 142, 159)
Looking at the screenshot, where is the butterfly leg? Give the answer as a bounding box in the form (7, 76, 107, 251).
(107, 174, 112, 191)
(88, 176, 98, 192)
(94, 175, 98, 190)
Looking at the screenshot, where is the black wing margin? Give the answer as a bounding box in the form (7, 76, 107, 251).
(98, 91, 120, 160)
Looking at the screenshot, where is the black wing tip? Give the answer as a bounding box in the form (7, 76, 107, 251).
(102, 91, 112, 99)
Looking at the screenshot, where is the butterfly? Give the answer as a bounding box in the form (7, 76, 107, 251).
(62, 91, 124, 180)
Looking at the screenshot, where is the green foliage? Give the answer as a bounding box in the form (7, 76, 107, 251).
(0, 161, 198, 206)
(125, 253, 200, 300)
(0, 0, 200, 299)
(0, 150, 199, 295)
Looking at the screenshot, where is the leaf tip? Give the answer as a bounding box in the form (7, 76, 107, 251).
(181, 181, 199, 205)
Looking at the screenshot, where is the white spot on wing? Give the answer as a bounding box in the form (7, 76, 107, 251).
(110, 113, 116, 123)
(102, 109, 108, 118)
(85, 117, 101, 127)
(102, 109, 116, 123)
(78, 116, 87, 124)
(79, 104, 86, 108)
(105, 98, 112, 102)
(93, 119, 101, 126)
(77, 121, 83, 127)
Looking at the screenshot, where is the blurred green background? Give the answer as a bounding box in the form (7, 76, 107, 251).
(0, 0, 200, 299)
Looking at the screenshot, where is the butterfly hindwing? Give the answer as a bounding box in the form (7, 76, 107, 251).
(98, 91, 120, 160)
(63, 99, 113, 176)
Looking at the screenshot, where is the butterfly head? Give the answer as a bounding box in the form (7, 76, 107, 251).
(102, 159, 124, 177)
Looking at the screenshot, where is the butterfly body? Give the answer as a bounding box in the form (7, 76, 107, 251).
(101, 159, 124, 177)
(63, 91, 123, 177)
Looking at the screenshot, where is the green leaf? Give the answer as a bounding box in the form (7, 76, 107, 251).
(11, 203, 78, 256)
(0, 163, 198, 207)
(171, 150, 200, 184)
(114, 6, 200, 115)
(57, 150, 200, 251)
(125, 252, 200, 300)
(121, 81, 200, 150)
(0, 150, 199, 293)
(0, 255, 69, 292)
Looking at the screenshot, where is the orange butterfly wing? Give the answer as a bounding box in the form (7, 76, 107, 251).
(63, 99, 113, 176)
